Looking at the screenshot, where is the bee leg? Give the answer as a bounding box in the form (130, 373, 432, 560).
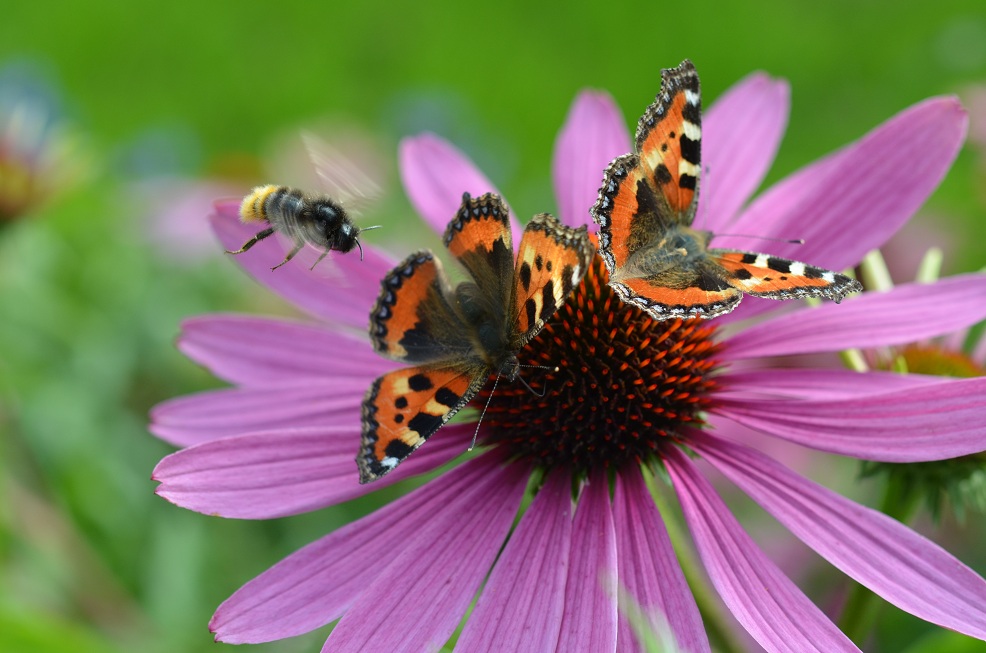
(310, 250, 331, 270)
(226, 227, 275, 255)
(271, 242, 304, 271)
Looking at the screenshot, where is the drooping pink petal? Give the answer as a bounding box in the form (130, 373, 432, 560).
(210, 207, 394, 327)
(456, 470, 572, 652)
(663, 446, 861, 653)
(696, 71, 789, 233)
(178, 314, 391, 386)
(716, 368, 943, 401)
(557, 473, 618, 653)
(553, 90, 631, 229)
(399, 133, 523, 243)
(718, 97, 968, 324)
(715, 376, 986, 462)
(152, 424, 474, 518)
(691, 430, 986, 640)
(721, 274, 986, 360)
(322, 454, 528, 653)
(614, 467, 710, 653)
(149, 382, 364, 447)
(210, 453, 524, 644)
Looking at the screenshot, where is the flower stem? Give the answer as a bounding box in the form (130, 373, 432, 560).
(648, 474, 746, 653)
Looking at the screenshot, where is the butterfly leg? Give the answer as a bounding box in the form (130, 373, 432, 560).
(271, 241, 305, 270)
(226, 227, 275, 255)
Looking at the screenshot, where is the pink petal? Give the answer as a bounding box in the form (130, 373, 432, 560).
(211, 453, 524, 644)
(691, 430, 986, 640)
(614, 467, 710, 653)
(456, 470, 572, 652)
(178, 314, 390, 386)
(717, 368, 943, 401)
(399, 133, 523, 243)
(722, 274, 986, 360)
(323, 454, 528, 652)
(553, 90, 631, 229)
(696, 72, 789, 233)
(152, 424, 474, 518)
(149, 382, 364, 447)
(715, 376, 986, 462)
(210, 207, 394, 327)
(557, 473, 618, 653)
(719, 97, 968, 324)
(734, 96, 967, 267)
(663, 446, 861, 653)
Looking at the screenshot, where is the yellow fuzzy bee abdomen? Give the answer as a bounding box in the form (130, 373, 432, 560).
(239, 184, 281, 223)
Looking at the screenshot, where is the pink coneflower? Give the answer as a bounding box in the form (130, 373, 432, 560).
(152, 70, 986, 652)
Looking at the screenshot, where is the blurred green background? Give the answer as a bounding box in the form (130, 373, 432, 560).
(1, 2, 985, 652)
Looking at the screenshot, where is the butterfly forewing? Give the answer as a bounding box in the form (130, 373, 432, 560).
(711, 250, 861, 302)
(634, 60, 702, 221)
(512, 213, 593, 345)
(368, 251, 474, 363)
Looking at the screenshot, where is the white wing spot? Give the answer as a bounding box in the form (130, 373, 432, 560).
(789, 261, 806, 277)
(682, 120, 701, 141)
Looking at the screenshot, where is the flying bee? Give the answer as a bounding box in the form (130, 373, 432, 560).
(229, 185, 380, 269)
(227, 133, 381, 270)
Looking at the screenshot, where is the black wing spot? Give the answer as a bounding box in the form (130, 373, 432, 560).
(407, 374, 433, 391)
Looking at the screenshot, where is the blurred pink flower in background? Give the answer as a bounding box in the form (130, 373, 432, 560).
(0, 64, 85, 223)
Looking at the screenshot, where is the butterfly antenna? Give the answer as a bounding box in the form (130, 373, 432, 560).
(354, 239, 364, 261)
(714, 232, 804, 245)
(469, 370, 503, 451)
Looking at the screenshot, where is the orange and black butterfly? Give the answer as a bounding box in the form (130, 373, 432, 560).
(358, 192, 593, 483)
(591, 59, 861, 320)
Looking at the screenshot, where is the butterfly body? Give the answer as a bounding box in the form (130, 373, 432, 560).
(359, 192, 593, 483)
(593, 60, 861, 320)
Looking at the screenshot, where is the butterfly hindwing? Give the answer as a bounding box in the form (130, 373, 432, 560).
(711, 250, 861, 302)
(611, 261, 742, 320)
(513, 213, 593, 343)
(359, 365, 486, 482)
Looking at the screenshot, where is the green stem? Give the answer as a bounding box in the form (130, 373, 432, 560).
(648, 473, 745, 653)
(838, 474, 922, 642)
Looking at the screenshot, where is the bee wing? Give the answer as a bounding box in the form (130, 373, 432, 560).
(301, 131, 382, 217)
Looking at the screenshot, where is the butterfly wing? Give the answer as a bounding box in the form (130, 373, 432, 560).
(632, 59, 702, 223)
(710, 250, 862, 302)
(361, 250, 486, 483)
(610, 262, 743, 319)
(592, 60, 707, 320)
(359, 365, 485, 483)
(513, 212, 593, 345)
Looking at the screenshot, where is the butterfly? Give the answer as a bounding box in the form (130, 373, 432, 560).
(358, 192, 593, 483)
(591, 59, 862, 320)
